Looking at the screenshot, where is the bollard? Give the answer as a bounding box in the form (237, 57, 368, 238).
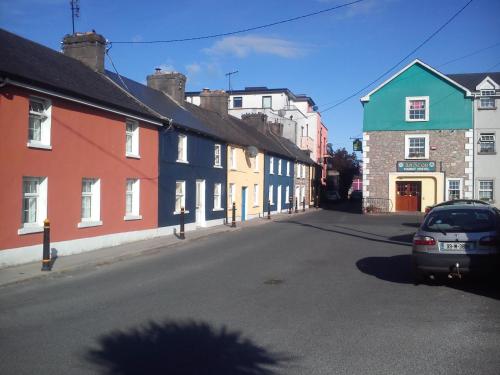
(179, 207, 185, 239)
(295, 197, 298, 213)
(288, 196, 292, 214)
(267, 200, 271, 220)
(41, 219, 51, 271)
(231, 202, 236, 227)
(316, 195, 319, 209)
(302, 197, 305, 212)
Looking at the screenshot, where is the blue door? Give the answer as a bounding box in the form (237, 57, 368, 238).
(241, 187, 247, 221)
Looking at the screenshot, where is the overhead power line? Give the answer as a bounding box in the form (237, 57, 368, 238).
(319, 0, 474, 115)
(110, 0, 367, 44)
(437, 40, 500, 68)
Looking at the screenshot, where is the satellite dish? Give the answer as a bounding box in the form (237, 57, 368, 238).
(246, 145, 258, 158)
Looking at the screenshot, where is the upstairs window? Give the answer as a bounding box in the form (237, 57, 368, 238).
(262, 96, 272, 109)
(253, 155, 259, 172)
(406, 96, 429, 121)
(405, 134, 429, 159)
(269, 157, 274, 174)
(28, 98, 51, 149)
(230, 147, 237, 169)
(214, 144, 222, 167)
(278, 159, 282, 175)
(480, 90, 496, 109)
(233, 97, 243, 108)
(125, 119, 139, 157)
(286, 161, 290, 176)
(177, 134, 187, 162)
(478, 133, 495, 154)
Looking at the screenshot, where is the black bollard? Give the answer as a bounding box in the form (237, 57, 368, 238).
(231, 202, 236, 227)
(295, 197, 298, 213)
(41, 219, 51, 271)
(179, 207, 185, 239)
(302, 197, 305, 212)
(316, 195, 319, 209)
(267, 200, 271, 220)
(288, 196, 292, 214)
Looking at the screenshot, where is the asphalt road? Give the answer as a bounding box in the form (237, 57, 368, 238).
(1, 204, 499, 375)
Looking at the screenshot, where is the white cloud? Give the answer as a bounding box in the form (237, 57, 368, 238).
(204, 35, 307, 59)
(186, 63, 201, 75)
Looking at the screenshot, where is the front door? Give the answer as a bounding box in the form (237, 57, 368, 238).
(195, 180, 206, 226)
(241, 187, 247, 221)
(277, 185, 282, 213)
(396, 181, 421, 211)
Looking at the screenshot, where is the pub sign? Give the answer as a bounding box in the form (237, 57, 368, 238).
(396, 161, 436, 172)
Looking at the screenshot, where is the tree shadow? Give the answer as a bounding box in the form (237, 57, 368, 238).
(86, 319, 290, 375)
(356, 255, 500, 300)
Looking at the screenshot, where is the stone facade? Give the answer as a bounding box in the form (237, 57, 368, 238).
(364, 129, 472, 211)
(294, 162, 311, 208)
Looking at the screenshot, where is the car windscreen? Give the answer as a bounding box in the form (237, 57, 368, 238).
(423, 209, 497, 233)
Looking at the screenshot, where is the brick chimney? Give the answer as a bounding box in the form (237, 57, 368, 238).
(147, 69, 186, 104)
(62, 31, 106, 73)
(199, 89, 229, 117)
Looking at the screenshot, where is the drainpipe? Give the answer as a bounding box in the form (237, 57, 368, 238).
(471, 99, 475, 199)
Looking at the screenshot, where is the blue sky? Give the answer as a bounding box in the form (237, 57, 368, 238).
(1, 0, 500, 151)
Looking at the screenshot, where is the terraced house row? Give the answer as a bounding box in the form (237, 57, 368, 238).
(0, 29, 320, 267)
(361, 59, 500, 212)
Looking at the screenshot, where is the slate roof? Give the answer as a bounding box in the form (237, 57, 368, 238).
(447, 72, 500, 91)
(0, 28, 160, 123)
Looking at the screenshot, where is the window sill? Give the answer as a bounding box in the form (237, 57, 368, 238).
(126, 153, 141, 159)
(213, 165, 223, 169)
(27, 142, 52, 150)
(77, 221, 103, 228)
(478, 151, 496, 155)
(230, 168, 237, 171)
(405, 119, 429, 122)
(212, 208, 224, 212)
(124, 215, 142, 221)
(478, 107, 497, 111)
(176, 160, 189, 164)
(252, 205, 260, 208)
(173, 210, 190, 215)
(405, 157, 428, 160)
(18, 226, 44, 235)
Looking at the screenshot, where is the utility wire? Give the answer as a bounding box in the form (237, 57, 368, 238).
(319, 0, 474, 114)
(437, 40, 500, 68)
(110, 0, 367, 44)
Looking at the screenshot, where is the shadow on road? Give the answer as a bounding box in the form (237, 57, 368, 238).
(322, 200, 362, 214)
(86, 320, 290, 375)
(356, 255, 500, 300)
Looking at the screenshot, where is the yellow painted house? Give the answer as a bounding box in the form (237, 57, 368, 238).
(227, 145, 264, 221)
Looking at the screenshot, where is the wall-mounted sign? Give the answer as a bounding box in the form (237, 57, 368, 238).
(353, 139, 362, 152)
(396, 161, 436, 172)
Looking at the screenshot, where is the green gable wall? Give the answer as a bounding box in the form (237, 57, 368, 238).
(363, 63, 472, 131)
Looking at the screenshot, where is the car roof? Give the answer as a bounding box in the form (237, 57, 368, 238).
(430, 204, 496, 212)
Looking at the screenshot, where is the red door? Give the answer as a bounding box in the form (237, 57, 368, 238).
(396, 181, 421, 211)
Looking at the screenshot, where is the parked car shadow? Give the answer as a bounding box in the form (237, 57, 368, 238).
(356, 255, 500, 300)
(86, 319, 290, 375)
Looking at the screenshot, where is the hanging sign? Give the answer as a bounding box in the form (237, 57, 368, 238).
(353, 139, 362, 152)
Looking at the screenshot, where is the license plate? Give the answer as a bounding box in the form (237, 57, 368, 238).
(442, 242, 469, 251)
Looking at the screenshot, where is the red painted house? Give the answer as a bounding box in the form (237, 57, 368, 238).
(0, 29, 164, 267)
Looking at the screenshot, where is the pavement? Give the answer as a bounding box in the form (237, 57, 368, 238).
(0, 208, 318, 288)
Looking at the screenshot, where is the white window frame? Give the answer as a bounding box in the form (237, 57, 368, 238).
(27, 97, 52, 150)
(213, 183, 222, 210)
(230, 147, 237, 170)
(78, 178, 102, 228)
(253, 184, 259, 207)
(278, 159, 282, 175)
(229, 183, 236, 205)
(285, 185, 290, 204)
(269, 157, 274, 174)
(300, 186, 306, 204)
(405, 134, 429, 159)
(18, 176, 48, 235)
(177, 134, 188, 163)
(479, 90, 496, 109)
(233, 96, 243, 108)
(262, 96, 272, 109)
(446, 178, 462, 201)
(124, 178, 141, 220)
(405, 96, 429, 122)
(175, 180, 186, 214)
(214, 144, 222, 167)
(269, 185, 274, 204)
(254, 154, 259, 172)
(478, 180, 494, 202)
(478, 133, 496, 154)
(125, 119, 140, 158)
(302, 164, 306, 178)
(286, 161, 290, 176)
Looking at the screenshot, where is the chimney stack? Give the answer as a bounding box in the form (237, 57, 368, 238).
(241, 113, 269, 134)
(146, 70, 187, 104)
(62, 31, 106, 73)
(199, 89, 229, 117)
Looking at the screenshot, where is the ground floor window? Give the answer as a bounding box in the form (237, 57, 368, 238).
(269, 185, 274, 204)
(253, 184, 259, 206)
(175, 181, 186, 213)
(214, 183, 222, 209)
(21, 176, 47, 230)
(478, 180, 494, 202)
(446, 178, 462, 201)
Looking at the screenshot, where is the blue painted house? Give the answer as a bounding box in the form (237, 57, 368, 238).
(264, 154, 294, 213)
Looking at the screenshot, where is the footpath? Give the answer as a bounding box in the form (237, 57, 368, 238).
(0, 209, 318, 288)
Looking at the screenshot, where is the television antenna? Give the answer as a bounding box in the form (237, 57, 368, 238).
(70, 0, 80, 34)
(225, 70, 238, 93)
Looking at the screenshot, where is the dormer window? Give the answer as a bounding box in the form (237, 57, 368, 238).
(405, 96, 429, 122)
(479, 90, 496, 109)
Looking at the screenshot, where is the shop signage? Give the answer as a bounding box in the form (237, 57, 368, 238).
(396, 161, 436, 172)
